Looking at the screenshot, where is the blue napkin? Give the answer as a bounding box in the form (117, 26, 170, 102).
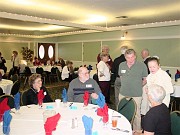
(96, 93, 105, 108)
(82, 115, 93, 135)
(14, 92, 20, 110)
(175, 74, 180, 81)
(3, 110, 12, 135)
(62, 88, 68, 102)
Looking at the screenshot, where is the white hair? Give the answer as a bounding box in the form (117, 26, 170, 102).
(120, 46, 128, 54)
(148, 84, 166, 103)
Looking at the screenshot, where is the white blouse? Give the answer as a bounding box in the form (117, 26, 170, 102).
(61, 66, 69, 80)
(147, 68, 174, 107)
(97, 61, 111, 81)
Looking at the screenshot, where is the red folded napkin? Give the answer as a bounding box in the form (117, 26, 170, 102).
(44, 113, 61, 135)
(97, 104, 109, 123)
(37, 90, 45, 105)
(83, 91, 89, 106)
(0, 98, 10, 122)
(177, 70, 180, 74)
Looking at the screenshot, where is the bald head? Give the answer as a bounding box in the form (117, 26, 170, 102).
(78, 67, 90, 83)
(141, 49, 149, 59)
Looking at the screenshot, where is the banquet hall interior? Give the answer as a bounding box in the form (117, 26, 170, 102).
(0, 0, 180, 134)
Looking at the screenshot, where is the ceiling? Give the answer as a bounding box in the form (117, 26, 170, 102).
(0, 0, 180, 38)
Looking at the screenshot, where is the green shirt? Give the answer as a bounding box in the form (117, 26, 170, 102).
(118, 61, 148, 97)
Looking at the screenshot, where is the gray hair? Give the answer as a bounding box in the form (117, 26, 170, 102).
(148, 84, 166, 103)
(120, 46, 128, 54)
(102, 45, 109, 51)
(125, 49, 136, 56)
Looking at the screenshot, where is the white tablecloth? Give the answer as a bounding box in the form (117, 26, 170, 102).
(0, 79, 13, 95)
(30, 66, 62, 73)
(171, 80, 180, 97)
(2, 102, 132, 135)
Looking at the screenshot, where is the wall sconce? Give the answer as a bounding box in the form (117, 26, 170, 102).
(121, 31, 128, 40)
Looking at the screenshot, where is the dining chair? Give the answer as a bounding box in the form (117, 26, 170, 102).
(0, 95, 14, 109)
(49, 67, 59, 83)
(22, 66, 32, 89)
(0, 87, 4, 96)
(21, 90, 28, 106)
(118, 97, 137, 125)
(10, 80, 20, 96)
(171, 111, 180, 135)
(11, 74, 19, 83)
(36, 67, 46, 84)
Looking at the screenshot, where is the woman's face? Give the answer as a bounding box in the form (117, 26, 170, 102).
(32, 77, 42, 90)
(148, 60, 160, 74)
(102, 56, 109, 62)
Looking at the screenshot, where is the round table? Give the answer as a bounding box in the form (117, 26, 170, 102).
(4, 102, 132, 135)
(0, 79, 13, 95)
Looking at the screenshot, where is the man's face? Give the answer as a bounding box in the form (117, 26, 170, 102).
(79, 68, 90, 82)
(125, 53, 136, 65)
(141, 51, 147, 59)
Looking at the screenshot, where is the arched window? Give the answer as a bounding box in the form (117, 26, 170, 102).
(48, 45, 54, 58)
(39, 45, 45, 59)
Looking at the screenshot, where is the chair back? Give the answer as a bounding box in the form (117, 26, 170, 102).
(171, 111, 180, 135)
(51, 67, 58, 74)
(21, 90, 28, 106)
(11, 74, 19, 83)
(11, 80, 20, 96)
(0, 87, 4, 96)
(36, 67, 44, 74)
(0, 95, 14, 108)
(24, 66, 32, 75)
(118, 97, 137, 124)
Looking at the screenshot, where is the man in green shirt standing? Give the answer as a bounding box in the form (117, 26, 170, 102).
(118, 49, 148, 130)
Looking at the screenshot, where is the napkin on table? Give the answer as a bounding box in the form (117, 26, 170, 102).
(0, 98, 10, 122)
(62, 88, 67, 102)
(96, 92, 105, 108)
(3, 110, 12, 135)
(37, 90, 45, 105)
(97, 104, 109, 123)
(83, 91, 89, 106)
(44, 113, 61, 135)
(82, 115, 93, 135)
(14, 92, 20, 110)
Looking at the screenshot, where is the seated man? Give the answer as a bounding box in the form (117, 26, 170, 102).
(134, 84, 171, 135)
(67, 67, 101, 103)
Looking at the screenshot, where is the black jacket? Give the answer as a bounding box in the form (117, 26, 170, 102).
(26, 86, 53, 105)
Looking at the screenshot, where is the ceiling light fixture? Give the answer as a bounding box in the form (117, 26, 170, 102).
(121, 31, 128, 40)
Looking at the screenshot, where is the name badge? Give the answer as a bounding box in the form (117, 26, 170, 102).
(86, 84, 92, 88)
(121, 70, 126, 73)
(44, 92, 47, 95)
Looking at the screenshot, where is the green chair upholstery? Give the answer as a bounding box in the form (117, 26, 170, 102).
(118, 97, 137, 124)
(21, 90, 28, 106)
(0, 95, 14, 109)
(171, 111, 180, 135)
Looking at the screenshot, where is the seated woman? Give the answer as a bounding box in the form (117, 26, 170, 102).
(27, 74, 53, 105)
(61, 60, 75, 82)
(134, 84, 171, 135)
(33, 57, 41, 66)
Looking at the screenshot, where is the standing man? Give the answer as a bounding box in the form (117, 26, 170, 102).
(112, 46, 128, 109)
(118, 49, 148, 130)
(97, 45, 113, 69)
(141, 49, 150, 74)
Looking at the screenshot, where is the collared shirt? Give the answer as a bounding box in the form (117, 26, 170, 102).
(119, 61, 148, 97)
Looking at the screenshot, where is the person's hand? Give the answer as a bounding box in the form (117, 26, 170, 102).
(91, 93, 98, 99)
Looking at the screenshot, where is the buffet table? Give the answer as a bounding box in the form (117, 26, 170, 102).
(2, 102, 132, 135)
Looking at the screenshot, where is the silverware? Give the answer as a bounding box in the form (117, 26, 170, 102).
(69, 103, 73, 107)
(116, 128, 129, 133)
(112, 116, 121, 118)
(26, 105, 31, 108)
